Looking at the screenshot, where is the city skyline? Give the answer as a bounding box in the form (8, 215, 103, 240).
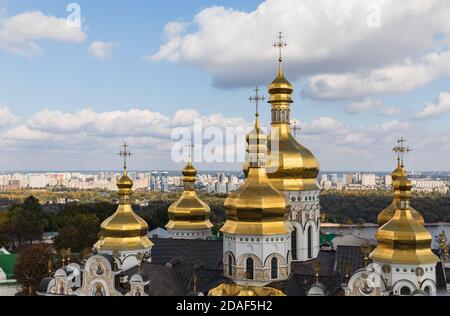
(0, 1, 449, 171)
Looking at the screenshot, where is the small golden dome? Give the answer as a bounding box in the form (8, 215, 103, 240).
(268, 67, 293, 100)
(222, 114, 291, 235)
(94, 168, 153, 252)
(166, 161, 213, 231)
(370, 202, 439, 265)
(182, 161, 197, 179)
(378, 162, 424, 226)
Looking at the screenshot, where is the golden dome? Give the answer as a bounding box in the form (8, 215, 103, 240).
(166, 161, 213, 231)
(265, 64, 320, 191)
(222, 114, 291, 235)
(208, 283, 286, 296)
(378, 161, 424, 226)
(94, 169, 153, 252)
(370, 201, 439, 265)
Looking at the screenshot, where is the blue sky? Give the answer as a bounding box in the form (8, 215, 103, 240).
(0, 0, 449, 171)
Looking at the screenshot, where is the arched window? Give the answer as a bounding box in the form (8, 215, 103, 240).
(271, 257, 278, 279)
(291, 228, 298, 261)
(246, 258, 254, 280)
(228, 255, 233, 276)
(307, 226, 313, 259)
(400, 287, 411, 296)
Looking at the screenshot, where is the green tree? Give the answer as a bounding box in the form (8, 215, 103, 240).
(14, 243, 53, 296)
(4, 196, 47, 246)
(53, 204, 100, 252)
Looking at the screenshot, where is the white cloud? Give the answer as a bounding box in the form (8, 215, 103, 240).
(303, 51, 450, 100)
(0, 105, 18, 126)
(88, 41, 116, 60)
(416, 92, 450, 120)
(163, 21, 189, 39)
(0, 11, 86, 56)
(2, 125, 50, 141)
(0, 106, 449, 171)
(345, 98, 401, 116)
(149, 0, 450, 94)
(345, 98, 380, 114)
(377, 105, 401, 117)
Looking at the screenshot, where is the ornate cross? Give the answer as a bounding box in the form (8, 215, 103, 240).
(119, 142, 132, 170)
(249, 86, 266, 116)
(291, 119, 301, 138)
(393, 137, 412, 167)
(184, 139, 195, 162)
(273, 32, 287, 63)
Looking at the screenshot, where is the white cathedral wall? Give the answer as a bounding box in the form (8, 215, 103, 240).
(167, 228, 212, 240)
(374, 261, 438, 296)
(223, 233, 291, 286)
(286, 190, 321, 262)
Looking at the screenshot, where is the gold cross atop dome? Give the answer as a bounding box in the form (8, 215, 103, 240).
(393, 137, 412, 167)
(249, 86, 266, 116)
(273, 32, 287, 64)
(184, 139, 195, 162)
(291, 119, 301, 138)
(119, 142, 132, 171)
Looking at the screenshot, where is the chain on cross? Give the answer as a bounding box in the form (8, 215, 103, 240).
(249, 86, 266, 116)
(119, 142, 132, 170)
(393, 137, 412, 167)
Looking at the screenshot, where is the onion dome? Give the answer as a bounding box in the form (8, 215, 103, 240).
(370, 200, 439, 265)
(221, 114, 291, 235)
(94, 168, 153, 252)
(265, 64, 320, 192)
(378, 160, 424, 226)
(166, 161, 213, 231)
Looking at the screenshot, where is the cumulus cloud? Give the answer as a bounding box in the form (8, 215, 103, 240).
(303, 51, 450, 100)
(149, 0, 450, 96)
(0, 105, 18, 126)
(345, 98, 401, 116)
(88, 41, 116, 60)
(0, 105, 449, 170)
(416, 92, 450, 120)
(0, 11, 86, 56)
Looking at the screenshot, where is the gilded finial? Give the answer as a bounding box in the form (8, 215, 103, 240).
(119, 142, 132, 174)
(361, 241, 372, 267)
(393, 137, 412, 168)
(273, 32, 287, 70)
(314, 261, 321, 283)
(48, 260, 53, 277)
(249, 86, 266, 118)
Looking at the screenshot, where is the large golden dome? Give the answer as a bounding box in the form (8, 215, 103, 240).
(370, 201, 439, 265)
(94, 169, 153, 252)
(378, 161, 424, 226)
(166, 161, 213, 231)
(221, 114, 291, 235)
(265, 65, 320, 192)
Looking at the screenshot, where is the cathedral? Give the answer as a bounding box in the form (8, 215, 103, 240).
(37, 34, 450, 297)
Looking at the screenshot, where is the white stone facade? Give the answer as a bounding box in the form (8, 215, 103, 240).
(168, 229, 212, 240)
(97, 248, 151, 271)
(374, 261, 438, 296)
(285, 190, 321, 261)
(222, 233, 291, 286)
